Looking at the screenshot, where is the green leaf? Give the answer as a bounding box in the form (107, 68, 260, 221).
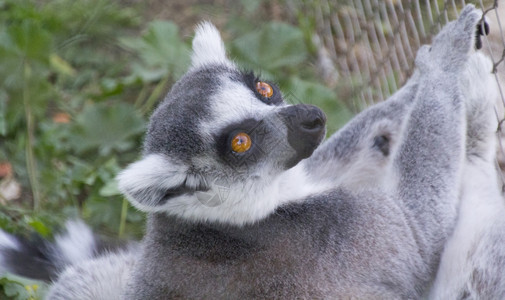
(26, 218, 51, 238)
(120, 21, 190, 79)
(2, 280, 28, 299)
(68, 158, 95, 186)
(84, 195, 121, 232)
(7, 20, 52, 63)
(127, 63, 167, 83)
(99, 179, 120, 197)
(49, 54, 76, 76)
(231, 22, 308, 73)
(0, 273, 48, 300)
(100, 78, 124, 96)
(0, 30, 24, 90)
(68, 102, 145, 156)
(0, 90, 6, 136)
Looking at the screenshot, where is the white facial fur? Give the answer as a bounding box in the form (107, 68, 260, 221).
(117, 154, 189, 212)
(118, 153, 331, 225)
(199, 74, 279, 138)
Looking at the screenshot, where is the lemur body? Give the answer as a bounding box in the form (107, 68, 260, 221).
(120, 11, 477, 296)
(1, 5, 502, 299)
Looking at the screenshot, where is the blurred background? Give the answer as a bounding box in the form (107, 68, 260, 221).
(0, 0, 502, 298)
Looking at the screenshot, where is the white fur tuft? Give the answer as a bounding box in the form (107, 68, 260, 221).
(0, 230, 19, 251)
(55, 220, 96, 266)
(47, 247, 138, 300)
(191, 22, 234, 69)
(117, 154, 188, 212)
(0, 230, 20, 274)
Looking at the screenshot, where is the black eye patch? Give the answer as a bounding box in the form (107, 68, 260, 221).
(215, 119, 261, 155)
(242, 71, 283, 105)
(214, 118, 269, 168)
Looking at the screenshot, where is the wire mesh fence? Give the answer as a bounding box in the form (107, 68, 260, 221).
(288, 0, 505, 188)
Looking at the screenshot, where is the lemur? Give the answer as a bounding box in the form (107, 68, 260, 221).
(0, 5, 501, 299)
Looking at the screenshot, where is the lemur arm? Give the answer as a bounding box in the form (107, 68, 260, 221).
(393, 5, 481, 268)
(302, 71, 420, 188)
(305, 6, 487, 192)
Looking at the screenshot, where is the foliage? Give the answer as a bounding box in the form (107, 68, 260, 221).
(232, 22, 308, 75)
(0, 0, 146, 236)
(0, 0, 352, 298)
(0, 274, 49, 300)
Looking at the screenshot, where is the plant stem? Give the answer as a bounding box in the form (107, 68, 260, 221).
(118, 197, 128, 238)
(141, 75, 170, 115)
(23, 62, 42, 212)
(133, 83, 148, 110)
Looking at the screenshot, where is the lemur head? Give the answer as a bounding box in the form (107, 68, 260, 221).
(118, 22, 326, 225)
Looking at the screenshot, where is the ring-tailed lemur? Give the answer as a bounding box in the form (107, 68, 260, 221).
(0, 5, 499, 299)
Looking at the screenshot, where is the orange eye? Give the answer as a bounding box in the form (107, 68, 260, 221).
(256, 81, 273, 98)
(231, 132, 252, 153)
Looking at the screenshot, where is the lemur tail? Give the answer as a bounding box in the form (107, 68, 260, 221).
(0, 220, 100, 282)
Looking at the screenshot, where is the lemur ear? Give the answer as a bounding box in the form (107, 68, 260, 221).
(191, 21, 234, 69)
(117, 154, 208, 212)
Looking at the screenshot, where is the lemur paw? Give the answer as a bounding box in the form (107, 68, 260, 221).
(415, 5, 483, 73)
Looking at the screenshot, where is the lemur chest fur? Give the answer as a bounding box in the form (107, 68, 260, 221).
(127, 189, 422, 298)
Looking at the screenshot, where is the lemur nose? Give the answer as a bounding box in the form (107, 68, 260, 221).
(278, 104, 327, 166)
(279, 104, 327, 134)
(300, 106, 326, 132)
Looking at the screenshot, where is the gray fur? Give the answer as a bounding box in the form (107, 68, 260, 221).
(124, 191, 422, 298)
(305, 71, 420, 189)
(429, 51, 505, 298)
(144, 65, 223, 160)
(47, 247, 138, 300)
(1, 6, 498, 299)
(123, 6, 478, 299)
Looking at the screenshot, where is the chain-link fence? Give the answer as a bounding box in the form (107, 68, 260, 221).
(288, 0, 505, 186)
